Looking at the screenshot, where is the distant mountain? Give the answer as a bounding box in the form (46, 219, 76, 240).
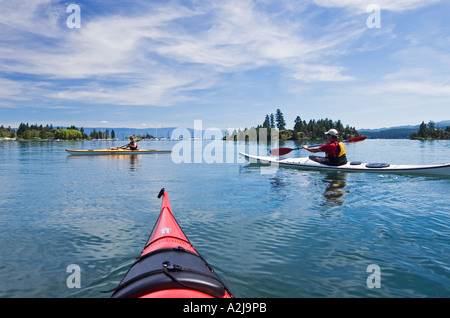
(433, 120, 450, 129)
(82, 127, 177, 139)
(359, 120, 450, 139)
(358, 127, 418, 139)
(81, 127, 208, 139)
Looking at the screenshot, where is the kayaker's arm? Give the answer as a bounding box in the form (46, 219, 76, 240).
(302, 145, 322, 153)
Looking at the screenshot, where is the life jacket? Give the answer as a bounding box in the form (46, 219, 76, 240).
(326, 141, 347, 166)
(129, 141, 138, 150)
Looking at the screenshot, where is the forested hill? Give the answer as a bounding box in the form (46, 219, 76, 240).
(225, 109, 360, 141)
(359, 120, 450, 139)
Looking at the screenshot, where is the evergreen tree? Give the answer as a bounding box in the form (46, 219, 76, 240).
(275, 109, 286, 130)
(262, 115, 270, 129)
(269, 114, 275, 128)
(256, 110, 360, 141)
(17, 123, 27, 137)
(293, 116, 303, 133)
(417, 121, 427, 138)
(411, 121, 449, 140)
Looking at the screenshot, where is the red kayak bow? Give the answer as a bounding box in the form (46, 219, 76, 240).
(111, 189, 233, 298)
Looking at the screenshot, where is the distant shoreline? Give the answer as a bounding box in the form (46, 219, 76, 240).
(2, 137, 450, 142)
(2, 119, 449, 141)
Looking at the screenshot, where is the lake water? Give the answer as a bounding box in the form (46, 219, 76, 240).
(0, 139, 449, 298)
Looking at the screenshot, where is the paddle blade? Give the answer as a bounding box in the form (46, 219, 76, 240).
(270, 147, 293, 156)
(346, 136, 367, 143)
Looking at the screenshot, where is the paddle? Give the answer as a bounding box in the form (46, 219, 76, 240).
(270, 136, 367, 156)
(108, 144, 128, 150)
(110, 137, 142, 150)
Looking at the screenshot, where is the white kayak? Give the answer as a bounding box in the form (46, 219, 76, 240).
(240, 152, 450, 177)
(66, 148, 172, 155)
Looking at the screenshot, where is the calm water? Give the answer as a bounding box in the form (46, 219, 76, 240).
(0, 139, 449, 298)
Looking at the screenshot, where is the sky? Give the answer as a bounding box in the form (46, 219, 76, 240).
(0, 0, 449, 130)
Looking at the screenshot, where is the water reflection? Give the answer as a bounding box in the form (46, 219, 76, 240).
(240, 163, 349, 206)
(67, 154, 140, 171)
(320, 171, 348, 207)
(126, 155, 139, 171)
(270, 176, 287, 189)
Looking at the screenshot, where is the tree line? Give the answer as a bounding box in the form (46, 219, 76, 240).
(225, 109, 360, 141)
(410, 121, 450, 140)
(6, 123, 119, 140)
(89, 128, 116, 140)
(259, 109, 359, 141)
(0, 125, 15, 138)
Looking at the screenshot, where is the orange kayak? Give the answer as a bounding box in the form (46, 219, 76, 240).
(66, 148, 171, 155)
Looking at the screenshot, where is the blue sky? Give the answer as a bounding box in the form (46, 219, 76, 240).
(0, 0, 449, 130)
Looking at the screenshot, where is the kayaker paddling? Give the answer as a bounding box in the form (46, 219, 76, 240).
(302, 129, 348, 166)
(120, 135, 138, 150)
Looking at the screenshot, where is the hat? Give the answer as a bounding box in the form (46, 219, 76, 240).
(325, 129, 338, 136)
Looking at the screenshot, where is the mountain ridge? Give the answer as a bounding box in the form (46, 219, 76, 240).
(359, 120, 450, 132)
(359, 120, 450, 139)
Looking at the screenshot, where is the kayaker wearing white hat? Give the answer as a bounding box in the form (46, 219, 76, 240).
(302, 129, 348, 166)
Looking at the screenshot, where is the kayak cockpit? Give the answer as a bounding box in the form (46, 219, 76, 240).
(111, 247, 228, 298)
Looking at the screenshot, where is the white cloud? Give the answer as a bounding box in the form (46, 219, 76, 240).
(1, 0, 365, 108)
(0, 78, 26, 101)
(49, 71, 209, 106)
(0, 0, 61, 38)
(386, 82, 450, 96)
(150, 0, 362, 75)
(0, 8, 195, 78)
(291, 64, 354, 82)
(1, 0, 447, 128)
(312, 0, 442, 12)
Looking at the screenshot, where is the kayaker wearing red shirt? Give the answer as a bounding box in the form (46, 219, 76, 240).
(302, 129, 348, 166)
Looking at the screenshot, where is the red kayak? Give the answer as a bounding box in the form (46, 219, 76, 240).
(111, 189, 233, 298)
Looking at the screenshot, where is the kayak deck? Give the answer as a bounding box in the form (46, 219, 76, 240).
(240, 152, 450, 177)
(111, 189, 233, 298)
(66, 148, 171, 155)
